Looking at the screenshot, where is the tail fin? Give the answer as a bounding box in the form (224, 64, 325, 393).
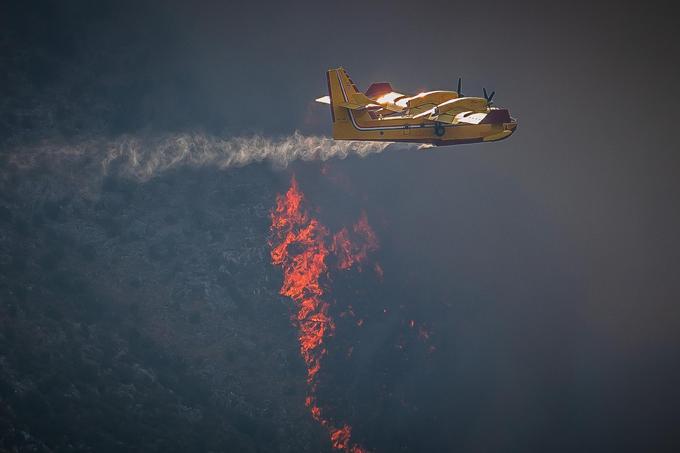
(326, 68, 346, 123)
(326, 68, 378, 118)
(326, 68, 385, 140)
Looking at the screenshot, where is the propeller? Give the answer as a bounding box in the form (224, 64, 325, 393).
(483, 87, 495, 105)
(457, 77, 463, 97)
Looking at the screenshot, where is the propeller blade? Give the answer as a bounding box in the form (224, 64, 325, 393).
(483, 87, 488, 100)
(483, 88, 495, 104)
(457, 77, 462, 96)
(488, 91, 495, 102)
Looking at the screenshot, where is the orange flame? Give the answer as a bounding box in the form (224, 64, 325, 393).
(331, 425, 352, 450)
(332, 211, 378, 272)
(270, 176, 376, 452)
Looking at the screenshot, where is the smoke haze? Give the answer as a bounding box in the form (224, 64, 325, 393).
(2, 1, 680, 452)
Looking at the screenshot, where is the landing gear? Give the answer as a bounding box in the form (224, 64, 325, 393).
(434, 123, 446, 137)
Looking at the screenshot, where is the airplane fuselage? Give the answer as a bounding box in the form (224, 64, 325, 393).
(323, 67, 518, 146)
(332, 107, 517, 146)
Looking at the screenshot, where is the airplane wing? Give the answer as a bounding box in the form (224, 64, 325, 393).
(429, 111, 488, 125)
(454, 112, 487, 125)
(375, 103, 404, 113)
(315, 88, 405, 112)
(413, 98, 489, 123)
(430, 112, 457, 124)
(408, 103, 438, 117)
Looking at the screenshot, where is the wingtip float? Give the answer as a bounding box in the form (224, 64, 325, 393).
(316, 67, 517, 146)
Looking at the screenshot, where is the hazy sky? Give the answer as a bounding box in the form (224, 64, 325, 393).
(3, 1, 679, 451)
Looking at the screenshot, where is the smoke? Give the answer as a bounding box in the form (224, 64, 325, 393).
(104, 131, 397, 179)
(5, 131, 396, 183)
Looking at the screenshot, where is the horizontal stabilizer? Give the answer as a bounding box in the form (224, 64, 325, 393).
(338, 91, 383, 110)
(339, 101, 376, 110)
(315, 95, 331, 105)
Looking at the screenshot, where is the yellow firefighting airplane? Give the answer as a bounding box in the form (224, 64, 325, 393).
(316, 68, 517, 146)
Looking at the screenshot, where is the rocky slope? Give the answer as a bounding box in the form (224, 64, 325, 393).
(0, 157, 333, 452)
